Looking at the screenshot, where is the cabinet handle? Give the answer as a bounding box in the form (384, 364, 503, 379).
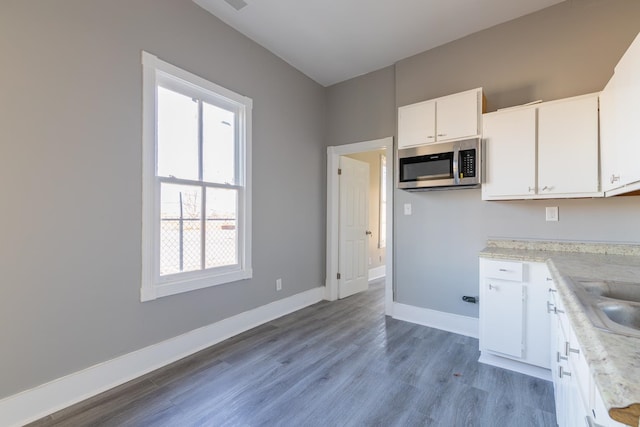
(437, 133, 446, 137)
(498, 268, 508, 272)
(427, 135, 435, 139)
(546, 278, 554, 282)
(610, 174, 620, 184)
(541, 185, 555, 191)
(547, 301, 557, 314)
(488, 284, 497, 291)
(559, 366, 572, 378)
(565, 341, 579, 355)
(528, 186, 536, 192)
(548, 287, 557, 293)
(557, 351, 568, 362)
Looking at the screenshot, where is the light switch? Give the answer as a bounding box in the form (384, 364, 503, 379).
(546, 206, 559, 222)
(404, 203, 412, 216)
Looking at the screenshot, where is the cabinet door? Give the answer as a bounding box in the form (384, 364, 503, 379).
(613, 32, 640, 188)
(436, 90, 479, 141)
(482, 108, 537, 199)
(601, 75, 622, 192)
(397, 100, 436, 148)
(481, 278, 524, 358)
(538, 95, 600, 196)
(525, 263, 552, 369)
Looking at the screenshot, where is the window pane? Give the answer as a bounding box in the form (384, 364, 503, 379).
(203, 102, 236, 184)
(160, 183, 202, 276)
(205, 188, 238, 269)
(157, 87, 199, 180)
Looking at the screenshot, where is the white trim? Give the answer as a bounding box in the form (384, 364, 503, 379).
(392, 302, 479, 338)
(368, 265, 386, 282)
(140, 51, 253, 301)
(605, 179, 640, 197)
(478, 352, 551, 381)
(326, 137, 394, 316)
(0, 287, 324, 427)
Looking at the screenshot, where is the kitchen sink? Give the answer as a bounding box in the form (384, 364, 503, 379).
(578, 280, 640, 303)
(567, 278, 640, 338)
(599, 302, 640, 330)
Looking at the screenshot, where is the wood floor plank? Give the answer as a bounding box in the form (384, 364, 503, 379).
(28, 281, 556, 426)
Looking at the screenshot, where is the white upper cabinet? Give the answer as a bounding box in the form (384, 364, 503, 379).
(482, 107, 537, 199)
(538, 94, 600, 196)
(397, 88, 482, 149)
(482, 93, 601, 200)
(600, 75, 621, 193)
(601, 32, 640, 196)
(397, 100, 436, 147)
(436, 89, 481, 141)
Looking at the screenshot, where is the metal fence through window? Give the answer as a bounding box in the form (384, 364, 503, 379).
(160, 218, 237, 276)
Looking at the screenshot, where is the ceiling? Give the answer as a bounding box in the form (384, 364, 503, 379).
(193, 0, 565, 87)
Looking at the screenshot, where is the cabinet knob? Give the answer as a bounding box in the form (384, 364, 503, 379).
(610, 174, 620, 184)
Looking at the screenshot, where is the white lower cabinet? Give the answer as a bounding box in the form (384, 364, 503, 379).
(481, 257, 628, 426)
(548, 282, 626, 427)
(479, 259, 550, 373)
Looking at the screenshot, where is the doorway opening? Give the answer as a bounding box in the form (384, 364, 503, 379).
(326, 137, 393, 316)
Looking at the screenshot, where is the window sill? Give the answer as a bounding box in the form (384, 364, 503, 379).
(141, 268, 253, 302)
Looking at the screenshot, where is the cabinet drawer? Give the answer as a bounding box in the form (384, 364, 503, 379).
(483, 260, 524, 281)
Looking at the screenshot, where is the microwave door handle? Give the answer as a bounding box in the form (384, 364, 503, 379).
(452, 149, 460, 184)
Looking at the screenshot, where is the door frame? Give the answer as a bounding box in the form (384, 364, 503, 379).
(326, 137, 394, 316)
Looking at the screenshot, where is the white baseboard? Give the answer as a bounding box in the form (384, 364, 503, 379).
(478, 352, 551, 381)
(368, 265, 385, 282)
(0, 286, 325, 427)
(392, 302, 479, 338)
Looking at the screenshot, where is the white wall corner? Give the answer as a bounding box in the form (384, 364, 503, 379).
(0, 286, 324, 427)
(392, 302, 479, 339)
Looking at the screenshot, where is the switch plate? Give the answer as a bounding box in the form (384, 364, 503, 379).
(276, 278, 282, 291)
(404, 203, 412, 216)
(546, 206, 559, 222)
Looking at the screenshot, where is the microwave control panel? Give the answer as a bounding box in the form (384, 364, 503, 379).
(459, 149, 476, 178)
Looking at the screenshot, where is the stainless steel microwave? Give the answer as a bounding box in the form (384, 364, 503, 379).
(397, 138, 481, 191)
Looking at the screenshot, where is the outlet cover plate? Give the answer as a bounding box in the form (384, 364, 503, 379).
(546, 206, 559, 222)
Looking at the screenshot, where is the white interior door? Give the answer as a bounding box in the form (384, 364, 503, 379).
(338, 156, 369, 299)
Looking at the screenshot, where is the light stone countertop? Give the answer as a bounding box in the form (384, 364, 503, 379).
(480, 239, 640, 426)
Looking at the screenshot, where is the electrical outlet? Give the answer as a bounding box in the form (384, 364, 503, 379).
(276, 278, 282, 291)
(404, 203, 412, 215)
(546, 206, 559, 222)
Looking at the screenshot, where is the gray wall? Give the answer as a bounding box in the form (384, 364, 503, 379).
(325, 66, 396, 145)
(0, 0, 325, 399)
(328, 0, 640, 319)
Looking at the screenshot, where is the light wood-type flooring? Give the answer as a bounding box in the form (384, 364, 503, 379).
(29, 280, 556, 426)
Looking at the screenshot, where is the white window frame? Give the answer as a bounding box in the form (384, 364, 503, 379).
(141, 51, 252, 302)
